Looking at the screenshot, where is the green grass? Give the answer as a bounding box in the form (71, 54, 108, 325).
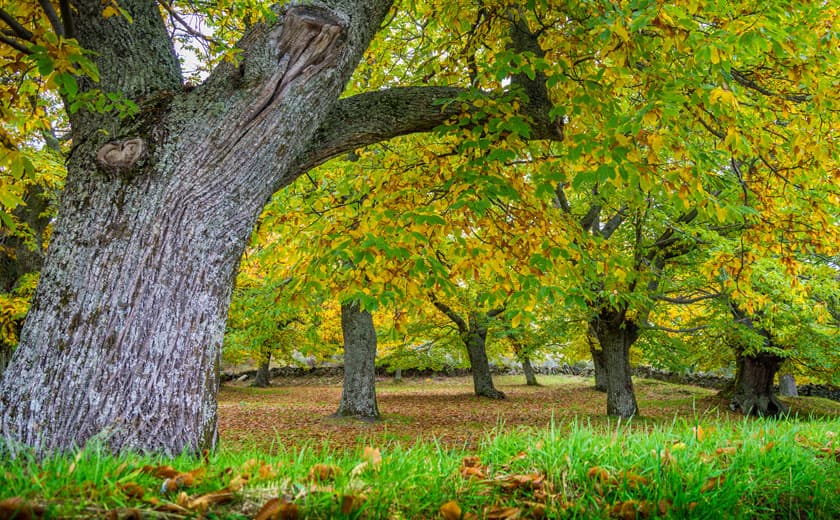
(2, 417, 839, 518)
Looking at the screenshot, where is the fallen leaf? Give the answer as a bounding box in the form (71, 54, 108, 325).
(258, 463, 276, 480)
(461, 466, 486, 479)
(658, 498, 673, 515)
(0, 497, 45, 519)
(187, 491, 235, 512)
(227, 474, 248, 492)
(340, 494, 366, 515)
(141, 465, 179, 479)
(760, 442, 775, 454)
(118, 482, 145, 500)
(254, 497, 299, 520)
(715, 447, 737, 456)
(701, 474, 725, 492)
(440, 500, 462, 520)
(484, 505, 521, 519)
(494, 473, 546, 492)
(309, 464, 340, 482)
(618, 471, 649, 489)
(462, 456, 482, 467)
(363, 446, 382, 468)
(693, 426, 715, 441)
(586, 466, 609, 484)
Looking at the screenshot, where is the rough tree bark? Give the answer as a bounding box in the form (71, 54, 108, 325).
(591, 309, 639, 418)
(431, 297, 505, 399)
(335, 300, 379, 420)
(0, 0, 394, 456)
(726, 350, 788, 417)
(722, 305, 789, 417)
(0, 0, 563, 456)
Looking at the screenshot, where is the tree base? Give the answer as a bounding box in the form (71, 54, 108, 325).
(728, 393, 789, 417)
(476, 388, 507, 400)
(330, 411, 380, 422)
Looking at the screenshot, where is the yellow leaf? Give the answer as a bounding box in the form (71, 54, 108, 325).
(511, 313, 522, 329)
(102, 5, 119, 18)
(710, 88, 738, 109)
(440, 500, 462, 520)
(612, 20, 630, 43)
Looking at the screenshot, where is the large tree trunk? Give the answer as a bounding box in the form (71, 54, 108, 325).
(0, 0, 393, 456)
(726, 351, 788, 417)
(252, 349, 272, 388)
(591, 312, 639, 418)
(334, 301, 379, 420)
(465, 314, 506, 400)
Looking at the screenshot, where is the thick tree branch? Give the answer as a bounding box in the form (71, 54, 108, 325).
(430, 294, 468, 334)
(731, 68, 810, 103)
(600, 205, 627, 239)
(59, 0, 74, 39)
(579, 203, 601, 232)
(0, 33, 32, 54)
(653, 292, 722, 304)
(38, 0, 64, 37)
(554, 184, 571, 213)
(0, 8, 34, 41)
(292, 85, 563, 174)
(486, 307, 506, 318)
(643, 323, 709, 334)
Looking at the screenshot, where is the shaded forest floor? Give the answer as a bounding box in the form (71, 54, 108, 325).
(218, 375, 840, 454)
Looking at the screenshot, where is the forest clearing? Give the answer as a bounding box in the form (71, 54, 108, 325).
(216, 375, 840, 453)
(1, 0, 839, 517)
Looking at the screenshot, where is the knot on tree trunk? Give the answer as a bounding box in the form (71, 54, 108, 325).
(96, 138, 147, 174)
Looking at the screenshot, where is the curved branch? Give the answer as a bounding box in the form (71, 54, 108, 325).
(292, 84, 564, 174)
(430, 293, 468, 334)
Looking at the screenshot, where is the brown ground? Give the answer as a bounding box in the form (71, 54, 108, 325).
(217, 374, 839, 454)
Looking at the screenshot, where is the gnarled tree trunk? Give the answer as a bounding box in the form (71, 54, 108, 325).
(334, 300, 379, 420)
(0, 0, 393, 456)
(726, 350, 788, 417)
(591, 310, 639, 418)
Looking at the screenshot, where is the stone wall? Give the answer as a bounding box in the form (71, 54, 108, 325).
(221, 364, 840, 402)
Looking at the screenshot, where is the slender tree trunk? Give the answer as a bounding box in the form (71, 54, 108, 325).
(725, 350, 788, 417)
(0, 184, 54, 378)
(394, 367, 402, 383)
(522, 356, 539, 386)
(590, 347, 608, 392)
(592, 312, 639, 418)
(252, 349, 272, 388)
(0, 0, 393, 456)
(465, 314, 505, 399)
(334, 301, 379, 420)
